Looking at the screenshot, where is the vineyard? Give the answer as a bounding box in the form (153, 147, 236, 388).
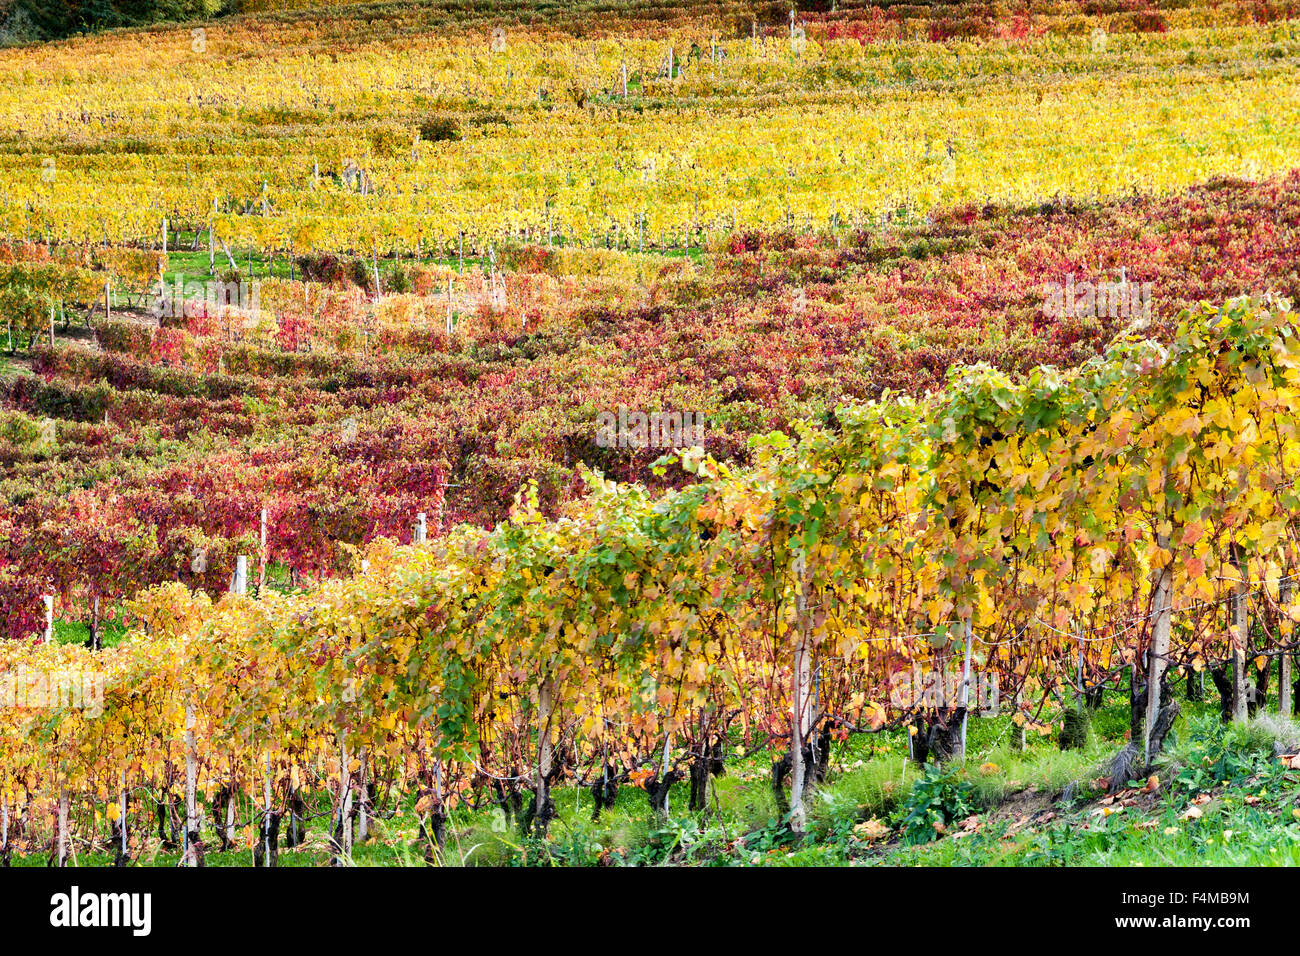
(1, 0, 1300, 875)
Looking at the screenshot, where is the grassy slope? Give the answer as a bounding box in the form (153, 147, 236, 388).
(13, 687, 1300, 867)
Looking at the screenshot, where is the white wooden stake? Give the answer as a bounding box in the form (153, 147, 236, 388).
(1232, 554, 1249, 723)
(1145, 554, 1174, 764)
(1282, 579, 1293, 716)
(788, 552, 813, 832)
(119, 769, 128, 857)
(357, 748, 370, 843)
(259, 508, 268, 592)
(182, 703, 198, 866)
(57, 790, 69, 867)
(42, 595, 53, 643)
(959, 617, 974, 762)
(264, 753, 273, 866)
(339, 738, 353, 862)
(233, 555, 248, 596)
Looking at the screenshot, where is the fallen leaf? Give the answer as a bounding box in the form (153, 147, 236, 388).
(1143, 774, 1159, 793)
(853, 818, 890, 842)
(1180, 805, 1203, 821)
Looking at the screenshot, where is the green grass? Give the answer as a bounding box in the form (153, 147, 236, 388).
(156, 229, 704, 289)
(53, 617, 129, 649)
(0, 352, 29, 376)
(11, 683, 1300, 866)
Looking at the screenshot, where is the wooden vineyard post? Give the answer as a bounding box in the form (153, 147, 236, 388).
(334, 736, 353, 865)
(104, 278, 111, 322)
(42, 595, 53, 643)
(958, 615, 974, 763)
(1144, 544, 1174, 764)
(788, 551, 813, 834)
(182, 699, 201, 866)
(262, 753, 274, 867)
(220, 762, 236, 852)
(1232, 549, 1249, 723)
(233, 555, 248, 597)
(357, 749, 370, 844)
(1076, 637, 1085, 711)
(1282, 579, 1293, 716)
(49, 306, 54, 347)
(415, 512, 427, 544)
(446, 278, 453, 337)
(162, 217, 168, 257)
(343, 745, 353, 859)
(89, 594, 100, 651)
(118, 768, 128, 861)
(56, 790, 69, 867)
(259, 508, 268, 593)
